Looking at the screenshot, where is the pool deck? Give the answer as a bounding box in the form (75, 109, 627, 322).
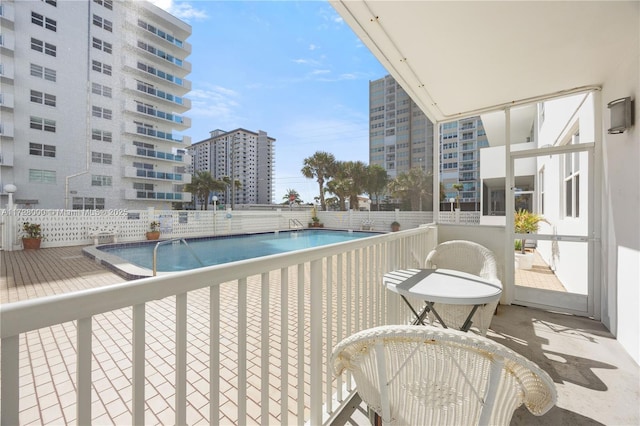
(1, 246, 638, 425)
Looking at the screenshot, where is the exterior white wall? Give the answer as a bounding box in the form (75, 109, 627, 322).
(534, 94, 593, 295)
(600, 48, 639, 364)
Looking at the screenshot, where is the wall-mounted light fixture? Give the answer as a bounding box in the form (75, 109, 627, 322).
(607, 97, 634, 134)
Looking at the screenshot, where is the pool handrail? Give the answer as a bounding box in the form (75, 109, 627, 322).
(289, 218, 305, 229)
(153, 238, 205, 276)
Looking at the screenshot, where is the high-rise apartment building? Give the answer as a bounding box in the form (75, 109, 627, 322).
(0, 0, 192, 210)
(369, 75, 434, 179)
(369, 75, 486, 210)
(189, 129, 275, 207)
(440, 117, 488, 210)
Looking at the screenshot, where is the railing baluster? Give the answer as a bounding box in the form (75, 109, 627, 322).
(280, 267, 289, 425)
(175, 293, 187, 425)
(77, 317, 92, 425)
(238, 278, 247, 424)
(297, 263, 305, 424)
(336, 253, 344, 401)
(325, 256, 333, 414)
(260, 272, 270, 424)
(310, 258, 322, 425)
(1, 335, 19, 426)
(132, 304, 145, 425)
(346, 253, 353, 392)
(210, 285, 220, 426)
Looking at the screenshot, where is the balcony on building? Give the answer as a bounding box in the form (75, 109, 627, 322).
(122, 56, 192, 94)
(121, 144, 191, 164)
(122, 166, 192, 184)
(0, 2, 15, 27)
(123, 188, 191, 201)
(0, 29, 15, 56)
(124, 122, 191, 145)
(125, 99, 191, 130)
(124, 77, 191, 112)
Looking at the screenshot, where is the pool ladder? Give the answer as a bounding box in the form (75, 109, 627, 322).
(153, 238, 205, 276)
(289, 219, 305, 230)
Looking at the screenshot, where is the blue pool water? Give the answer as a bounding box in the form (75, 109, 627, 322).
(98, 230, 379, 272)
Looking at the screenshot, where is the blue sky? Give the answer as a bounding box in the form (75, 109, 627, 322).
(151, 0, 387, 204)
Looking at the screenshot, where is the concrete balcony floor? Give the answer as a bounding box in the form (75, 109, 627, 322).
(333, 304, 640, 425)
(2, 246, 639, 425)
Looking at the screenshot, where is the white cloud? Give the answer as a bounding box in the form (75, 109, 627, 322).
(148, 0, 208, 22)
(309, 44, 319, 51)
(292, 58, 321, 66)
(187, 86, 243, 129)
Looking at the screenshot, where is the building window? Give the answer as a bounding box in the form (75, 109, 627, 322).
(91, 60, 112, 76)
(93, 0, 113, 11)
(42, 0, 57, 6)
(91, 175, 112, 186)
(29, 142, 56, 158)
(91, 82, 112, 98)
(31, 12, 56, 31)
(91, 151, 112, 164)
(30, 90, 56, 107)
(92, 14, 113, 32)
(72, 197, 105, 210)
(29, 169, 56, 184)
(30, 116, 56, 132)
(92, 106, 112, 120)
(92, 37, 113, 54)
(30, 63, 57, 82)
(31, 38, 56, 57)
(564, 133, 580, 218)
(92, 129, 112, 142)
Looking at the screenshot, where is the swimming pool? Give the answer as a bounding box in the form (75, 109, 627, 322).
(94, 229, 380, 274)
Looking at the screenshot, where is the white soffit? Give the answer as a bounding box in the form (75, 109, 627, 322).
(330, 1, 639, 123)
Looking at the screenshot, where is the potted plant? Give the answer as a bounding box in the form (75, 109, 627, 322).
(514, 209, 548, 269)
(146, 221, 160, 240)
(22, 222, 43, 249)
(391, 221, 401, 232)
(309, 216, 323, 228)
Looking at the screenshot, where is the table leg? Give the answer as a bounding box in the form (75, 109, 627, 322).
(424, 301, 448, 329)
(460, 304, 481, 332)
(401, 295, 427, 325)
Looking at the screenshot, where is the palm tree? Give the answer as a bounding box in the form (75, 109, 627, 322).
(326, 178, 350, 211)
(363, 164, 389, 211)
(452, 183, 464, 209)
(282, 189, 303, 205)
(344, 161, 368, 210)
(184, 171, 224, 210)
(301, 151, 336, 211)
(387, 167, 433, 211)
(221, 176, 242, 209)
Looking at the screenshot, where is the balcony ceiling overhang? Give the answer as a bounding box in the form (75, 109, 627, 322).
(330, 1, 639, 123)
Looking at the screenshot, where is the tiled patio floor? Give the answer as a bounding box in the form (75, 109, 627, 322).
(2, 246, 638, 425)
(515, 250, 566, 292)
(2, 246, 314, 424)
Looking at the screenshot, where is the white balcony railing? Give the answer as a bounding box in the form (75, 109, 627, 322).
(0, 226, 437, 425)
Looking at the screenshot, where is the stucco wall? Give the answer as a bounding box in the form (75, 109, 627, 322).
(600, 44, 640, 364)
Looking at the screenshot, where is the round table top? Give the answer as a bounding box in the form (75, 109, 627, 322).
(383, 268, 502, 305)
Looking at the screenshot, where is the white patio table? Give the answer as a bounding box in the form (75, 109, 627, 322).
(382, 268, 503, 332)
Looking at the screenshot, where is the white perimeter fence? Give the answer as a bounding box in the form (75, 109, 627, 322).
(1, 208, 480, 250)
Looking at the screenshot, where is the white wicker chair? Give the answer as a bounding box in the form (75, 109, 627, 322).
(332, 325, 556, 426)
(424, 240, 501, 335)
